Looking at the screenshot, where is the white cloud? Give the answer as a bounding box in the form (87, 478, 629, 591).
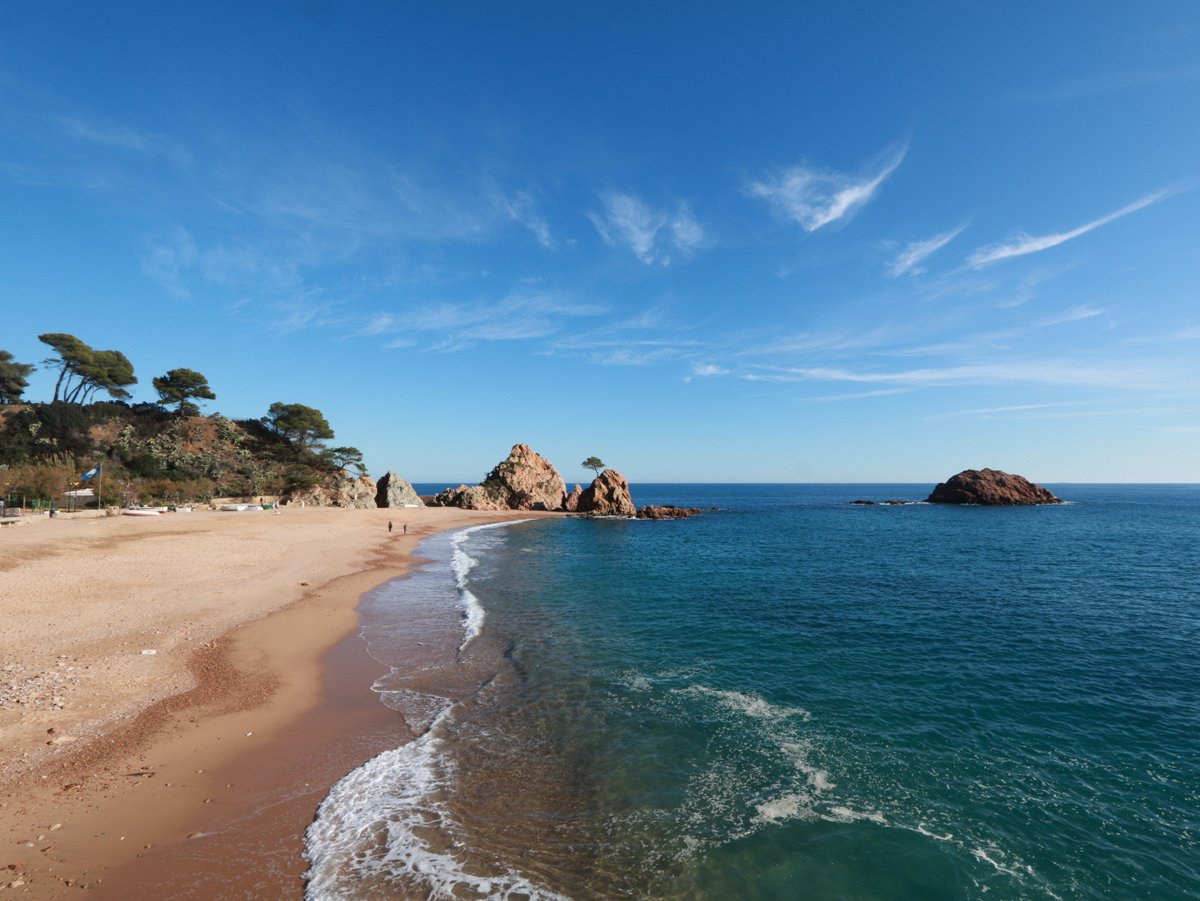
(889, 225, 966, 276)
(746, 142, 907, 232)
(685, 362, 729, 382)
(587, 192, 706, 265)
(968, 191, 1169, 268)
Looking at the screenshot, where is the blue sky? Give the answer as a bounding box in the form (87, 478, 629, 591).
(3, 3, 1198, 483)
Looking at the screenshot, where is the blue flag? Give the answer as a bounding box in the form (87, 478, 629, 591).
(81, 466, 100, 481)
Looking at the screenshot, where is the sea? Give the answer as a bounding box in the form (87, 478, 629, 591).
(303, 484, 1200, 900)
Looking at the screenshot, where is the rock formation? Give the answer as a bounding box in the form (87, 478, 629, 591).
(290, 472, 378, 509)
(375, 471, 424, 508)
(570, 469, 637, 517)
(927, 469, 1062, 506)
(430, 444, 567, 511)
(636, 504, 703, 520)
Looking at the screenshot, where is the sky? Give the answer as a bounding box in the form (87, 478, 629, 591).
(2, 2, 1199, 483)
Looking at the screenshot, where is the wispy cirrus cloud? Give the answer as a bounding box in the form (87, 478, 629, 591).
(502, 190, 553, 248)
(1034, 305, 1103, 328)
(362, 289, 605, 351)
(745, 142, 907, 232)
(743, 359, 1163, 390)
(1007, 66, 1200, 103)
(587, 192, 705, 265)
(967, 191, 1170, 268)
(889, 225, 967, 276)
(57, 116, 193, 166)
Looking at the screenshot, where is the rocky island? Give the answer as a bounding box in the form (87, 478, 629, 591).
(430, 443, 701, 519)
(927, 468, 1062, 506)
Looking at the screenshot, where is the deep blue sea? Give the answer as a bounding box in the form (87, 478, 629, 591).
(305, 485, 1200, 900)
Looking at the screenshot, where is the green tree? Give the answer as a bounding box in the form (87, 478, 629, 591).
(153, 368, 216, 415)
(581, 456, 607, 478)
(38, 333, 92, 402)
(263, 402, 334, 451)
(37, 334, 136, 403)
(0, 350, 35, 403)
(320, 446, 366, 473)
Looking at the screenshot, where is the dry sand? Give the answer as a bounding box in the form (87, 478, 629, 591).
(0, 504, 550, 897)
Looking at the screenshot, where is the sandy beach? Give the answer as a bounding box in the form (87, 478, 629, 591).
(0, 505, 549, 897)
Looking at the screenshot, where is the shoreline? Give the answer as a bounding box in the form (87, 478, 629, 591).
(0, 506, 554, 897)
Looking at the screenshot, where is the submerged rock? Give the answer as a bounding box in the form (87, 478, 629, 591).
(927, 469, 1062, 506)
(430, 444, 567, 511)
(375, 471, 424, 508)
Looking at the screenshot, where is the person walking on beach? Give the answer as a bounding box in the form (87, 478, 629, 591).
(388, 520, 393, 533)
(403, 523, 407, 535)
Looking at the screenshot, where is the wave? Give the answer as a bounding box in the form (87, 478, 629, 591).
(451, 521, 531, 653)
(306, 520, 558, 900)
(304, 707, 567, 900)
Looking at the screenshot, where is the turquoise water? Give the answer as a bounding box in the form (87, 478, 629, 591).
(306, 485, 1200, 899)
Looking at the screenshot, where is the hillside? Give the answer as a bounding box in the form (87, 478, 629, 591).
(0, 401, 361, 508)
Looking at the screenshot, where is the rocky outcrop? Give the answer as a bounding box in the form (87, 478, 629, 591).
(290, 472, 378, 509)
(572, 469, 637, 517)
(375, 471, 424, 508)
(636, 504, 703, 520)
(430, 444, 567, 511)
(564, 484, 584, 513)
(927, 469, 1062, 506)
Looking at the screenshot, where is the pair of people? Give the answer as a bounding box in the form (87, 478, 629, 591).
(387, 521, 408, 535)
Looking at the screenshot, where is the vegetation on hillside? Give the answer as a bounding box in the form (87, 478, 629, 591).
(0, 335, 361, 508)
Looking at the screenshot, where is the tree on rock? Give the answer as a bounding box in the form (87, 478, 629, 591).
(263, 402, 334, 451)
(153, 368, 216, 416)
(320, 445, 366, 473)
(0, 350, 34, 403)
(581, 456, 607, 478)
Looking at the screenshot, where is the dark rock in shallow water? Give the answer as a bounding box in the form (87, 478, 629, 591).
(927, 469, 1062, 506)
(637, 504, 703, 520)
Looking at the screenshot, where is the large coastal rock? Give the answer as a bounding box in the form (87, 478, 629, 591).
(375, 471, 424, 508)
(927, 469, 1062, 506)
(570, 469, 637, 517)
(431, 444, 567, 512)
(290, 472, 378, 509)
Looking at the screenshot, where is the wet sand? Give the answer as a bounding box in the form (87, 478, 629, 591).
(0, 505, 552, 897)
